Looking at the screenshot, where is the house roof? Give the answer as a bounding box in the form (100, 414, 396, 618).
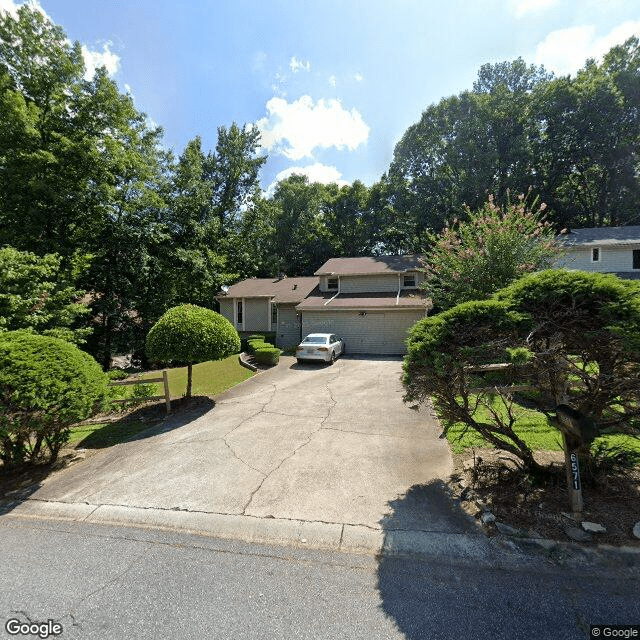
(562, 226, 640, 247)
(314, 255, 423, 276)
(296, 288, 431, 311)
(217, 277, 319, 304)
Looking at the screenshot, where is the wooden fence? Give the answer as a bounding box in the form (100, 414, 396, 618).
(108, 370, 171, 414)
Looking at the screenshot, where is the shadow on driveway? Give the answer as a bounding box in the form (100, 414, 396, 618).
(0, 397, 215, 516)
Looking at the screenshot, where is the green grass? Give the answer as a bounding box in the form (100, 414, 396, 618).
(442, 394, 640, 457)
(68, 355, 254, 450)
(139, 354, 254, 398)
(68, 420, 151, 449)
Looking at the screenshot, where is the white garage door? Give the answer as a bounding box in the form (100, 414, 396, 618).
(301, 310, 425, 355)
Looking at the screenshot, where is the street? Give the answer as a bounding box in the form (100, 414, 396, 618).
(1, 518, 638, 639)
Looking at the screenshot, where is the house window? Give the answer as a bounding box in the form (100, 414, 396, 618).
(591, 248, 600, 262)
(271, 302, 278, 325)
(634, 250, 640, 270)
(236, 301, 243, 325)
(403, 274, 417, 288)
(327, 277, 339, 291)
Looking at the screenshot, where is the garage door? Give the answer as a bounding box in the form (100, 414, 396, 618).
(301, 310, 425, 355)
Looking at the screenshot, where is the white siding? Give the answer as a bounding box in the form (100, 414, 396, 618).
(302, 309, 425, 355)
(219, 299, 234, 325)
(560, 246, 640, 273)
(339, 274, 399, 293)
(244, 298, 270, 332)
(275, 304, 301, 348)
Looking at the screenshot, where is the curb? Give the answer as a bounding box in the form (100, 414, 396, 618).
(238, 353, 258, 372)
(2, 499, 639, 570)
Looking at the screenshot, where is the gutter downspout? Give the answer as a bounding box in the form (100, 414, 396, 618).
(396, 273, 402, 306)
(324, 275, 341, 306)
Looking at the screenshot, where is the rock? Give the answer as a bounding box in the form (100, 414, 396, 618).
(564, 526, 593, 542)
(633, 522, 640, 540)
(480, 511, 496, 524)
(581, 521, 606, 534)
(462, 459, 477, 471)
(495, 521, 522, 536)
(561, 512, 579, 522)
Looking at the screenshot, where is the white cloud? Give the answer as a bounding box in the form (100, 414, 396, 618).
(289, 56, 311, 73)
(328, 75, 337, 87)
(510, 0, 558, 17)
(354, 73, 363, 82)
(256, 95, 370, 160)
(0, 0, 50, 19)
(81, 42, 120, 80)
(265, 163, 347, 197)
(535, 21, 640, 76)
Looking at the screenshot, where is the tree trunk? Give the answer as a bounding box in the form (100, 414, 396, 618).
(186, 363, 193, 398)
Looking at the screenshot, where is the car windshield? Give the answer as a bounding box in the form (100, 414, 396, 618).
(302, 336, 327, 344)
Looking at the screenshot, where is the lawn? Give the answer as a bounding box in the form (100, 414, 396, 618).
(139, 354, 254, 398)
(441, 394, 640, 457)
(68, 355, 254, 449)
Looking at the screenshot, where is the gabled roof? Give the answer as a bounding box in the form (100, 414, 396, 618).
(217, 277, 318, 304)
(314, 255, 423, 276)
(296, 287, 431, 311)
(562, 226, 640, 247)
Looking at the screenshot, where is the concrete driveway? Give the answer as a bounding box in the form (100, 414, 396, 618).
(4, 357, 474, 554)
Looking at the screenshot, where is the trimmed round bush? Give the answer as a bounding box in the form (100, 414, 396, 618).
(146, 305, 240, 397)
(147, 305, 240, 363)
(255, 347, 281, 366)
(247, 335, 265, 341)
(0, 331, 108, 466)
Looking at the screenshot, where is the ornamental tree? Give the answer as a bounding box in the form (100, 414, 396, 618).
(403, 270, 640, 473)
(146, 305, 240, 398)
(421, 195, 561, 311)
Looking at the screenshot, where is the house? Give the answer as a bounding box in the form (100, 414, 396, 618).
(217, 256, 431, 355)
(299, 255, 431, 355)
(558, 226, 640, 279)
(216, 277, 318, 348)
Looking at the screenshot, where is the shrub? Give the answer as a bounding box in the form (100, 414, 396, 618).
(255, 347, 281, 365)
(247, 334, 265, 341)
(248, 339, 269, 354)
(146, 305, 240, 397)
(0, 331, 108, 466)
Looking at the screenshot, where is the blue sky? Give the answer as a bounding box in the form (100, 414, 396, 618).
(2, 0, 640, 192)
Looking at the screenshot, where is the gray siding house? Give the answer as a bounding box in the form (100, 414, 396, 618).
(558, 226, 640, 279)
(297, 256, 431, 355)
(217, 256, 431, 355)
(216, 277, 319, 349)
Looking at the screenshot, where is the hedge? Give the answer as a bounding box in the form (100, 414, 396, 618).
(255, 347, 281, 365)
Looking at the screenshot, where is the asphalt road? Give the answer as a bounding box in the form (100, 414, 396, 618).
(1, 518, 638, 640)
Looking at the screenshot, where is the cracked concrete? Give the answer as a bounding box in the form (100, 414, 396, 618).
(1, 356, 462, 552)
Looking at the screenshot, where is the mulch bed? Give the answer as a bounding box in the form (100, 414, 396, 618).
(450, 448, 640, 547)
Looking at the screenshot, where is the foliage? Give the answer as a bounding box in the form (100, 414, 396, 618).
(404, 270, 640, 473)
(0, 331, 107, 466)
(146, 304, 240, 397)
(255, 347, 281, 365)
(248, 339, 270, 354)
(0, 247, 91, 343)
(421, 195, 561, 310)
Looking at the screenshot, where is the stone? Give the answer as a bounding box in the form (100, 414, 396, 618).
(581, 521, 606, 534)
(564, 526, 593, 543)
(462, 459, 476, 471)
(495, 521, 522, 536)
(480, 511, 496, 524)
(633, 522, 640, 540)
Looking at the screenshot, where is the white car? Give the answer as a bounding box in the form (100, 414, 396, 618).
(296, 333, 345, 364)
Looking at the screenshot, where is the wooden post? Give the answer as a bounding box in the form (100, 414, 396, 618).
(562, 434, 583, 517)
(162, 370, 171, 414)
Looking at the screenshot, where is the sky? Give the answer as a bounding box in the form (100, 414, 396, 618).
(1, 0, 640, 193)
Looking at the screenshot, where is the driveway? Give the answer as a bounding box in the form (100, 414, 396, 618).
(4, 357, 473, 552)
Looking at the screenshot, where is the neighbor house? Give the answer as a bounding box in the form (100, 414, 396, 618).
(216, 277, 318, 349)
(558, 226, 640, 279)
(217, 256, 431, 355)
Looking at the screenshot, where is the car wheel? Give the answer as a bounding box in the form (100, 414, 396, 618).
(330, 351, 336, 365)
